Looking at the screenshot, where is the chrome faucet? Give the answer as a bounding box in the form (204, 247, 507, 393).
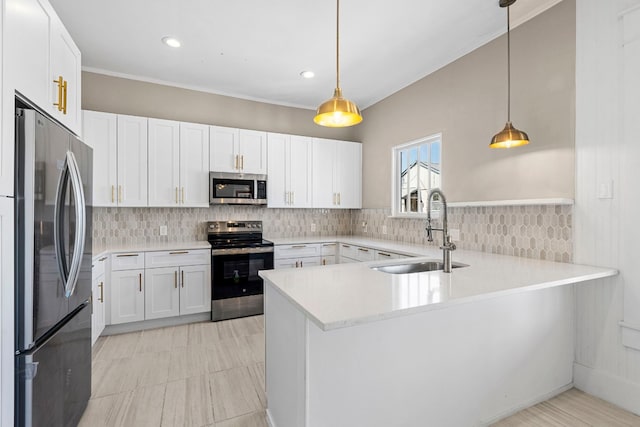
(426, 188, 456, 273)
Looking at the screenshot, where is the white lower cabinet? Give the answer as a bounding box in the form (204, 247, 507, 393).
(145, 264, 211, 320)
(321, 243, 337, 266)
(110, 269, 145, 325)
(274, 244, 322, 269)
(145, 267, 180, 320)
(91, 255, 108, 345)
(339, 244, 374, 263)
(108, 249, 211, 325)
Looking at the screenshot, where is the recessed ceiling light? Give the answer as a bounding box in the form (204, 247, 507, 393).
(162, 36, 181, 48)
(300, 71, 315, 79)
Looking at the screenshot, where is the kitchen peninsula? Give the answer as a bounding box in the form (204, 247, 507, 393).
(259, 242, 616, 427)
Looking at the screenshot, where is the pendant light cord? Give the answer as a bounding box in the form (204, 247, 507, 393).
(336, 0, 341, 90)
(507, 5, 511, 122)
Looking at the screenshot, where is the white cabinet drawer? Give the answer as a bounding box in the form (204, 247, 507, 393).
(374, 250, 409, 260)
(354, 246, 375, 261)
(320, 243, 337, 256)
(92, 254, 108, 278)
(111, 252, 145, 271)
(145, 249, 210, 268)
(275, 244, 321, 259)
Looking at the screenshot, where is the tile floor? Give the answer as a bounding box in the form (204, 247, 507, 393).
(79, 316, 268, 427)
(81, 316, 640, 427)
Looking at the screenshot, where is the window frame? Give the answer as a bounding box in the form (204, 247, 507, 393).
(390, 133, 442, 218)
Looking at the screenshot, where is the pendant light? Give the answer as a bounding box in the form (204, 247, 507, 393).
(490, 0, 529, 148)
(314, 0, 363, 127)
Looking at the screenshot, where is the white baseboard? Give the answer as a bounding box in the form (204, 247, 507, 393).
(266, 409, 277, 427)
(480, 383, 574, 425)
(102, 312, 210, 335)
(573, 362, 640, 416)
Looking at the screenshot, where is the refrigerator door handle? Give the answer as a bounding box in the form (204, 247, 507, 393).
(53, 151, 86, 298)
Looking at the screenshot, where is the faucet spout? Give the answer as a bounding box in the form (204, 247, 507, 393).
(425, 189, 456, 273)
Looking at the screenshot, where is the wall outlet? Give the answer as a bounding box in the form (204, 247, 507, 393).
(310, 223, 316, 232)
(449, 228, 460, 241)
(159, 225, 168, 236)
(382, 225, 388, 235)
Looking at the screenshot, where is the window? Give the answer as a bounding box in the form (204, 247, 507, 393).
(392, 134, 442, 216)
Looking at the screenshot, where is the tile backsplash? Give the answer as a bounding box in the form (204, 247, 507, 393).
(351, 205, 573, 262)
(93, 204, 572, 262)
(92, 206, 352, 250)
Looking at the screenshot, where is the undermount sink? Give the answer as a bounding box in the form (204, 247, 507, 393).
(371, 260, 469, 274)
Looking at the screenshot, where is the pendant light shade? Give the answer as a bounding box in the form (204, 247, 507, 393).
(314, 0, 362, 127)
(490, 0, 529, 149)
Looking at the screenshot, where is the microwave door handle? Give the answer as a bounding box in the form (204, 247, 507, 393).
(54, 155, 70, 286)
(64, 151, 87, 297)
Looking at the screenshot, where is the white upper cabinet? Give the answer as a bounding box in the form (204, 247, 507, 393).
(312, 138, 362, 209)
(267, 133, 312, 208)
(49, 17, 81, 135)
(83, 111, 118, 206)
(179, 123, 210, 207)
(210, 126, 267, 174)
(336, 141, 362, 209)
(117, 115, 148, 207)
(148, 118, 180, 207)
(209, 125, 238, 173)
(5, 0, 81, 135)
(5, 0, 51, 110)
(238, 129, 268, 174)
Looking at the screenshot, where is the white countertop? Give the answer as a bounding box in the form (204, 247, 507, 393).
(260, 237, 618, 331)
(92, 241, 210, 258)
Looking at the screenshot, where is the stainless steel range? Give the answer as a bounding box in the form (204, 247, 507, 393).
(208, 221, 274, 321)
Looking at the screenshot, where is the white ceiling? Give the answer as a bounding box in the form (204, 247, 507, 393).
(50, 0, 562, 110)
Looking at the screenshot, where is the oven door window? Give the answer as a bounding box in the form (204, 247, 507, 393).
(212, 179, 254, 199)
(212, 252, 272, 299)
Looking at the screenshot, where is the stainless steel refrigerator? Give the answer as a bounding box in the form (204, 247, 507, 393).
(14, 105, 93, 427)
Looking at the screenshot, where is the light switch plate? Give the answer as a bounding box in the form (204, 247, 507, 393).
(160, 225, 168, 236)
(598, 180, 614, 199)
(382, 225, 388, 235)
(310, 223, 316, 232)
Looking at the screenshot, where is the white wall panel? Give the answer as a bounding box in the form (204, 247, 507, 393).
(574, 0, 640, 415)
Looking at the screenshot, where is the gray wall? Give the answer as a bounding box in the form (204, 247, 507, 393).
(82, 71, 359, 141)
(354, 0, 576, 207)
(82, 0, 575, 209)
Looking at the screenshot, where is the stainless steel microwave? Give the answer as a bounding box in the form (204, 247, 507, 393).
(209, 172, 267, 205)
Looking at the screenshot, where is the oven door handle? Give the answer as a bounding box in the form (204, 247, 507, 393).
(211, 247, 274, 256)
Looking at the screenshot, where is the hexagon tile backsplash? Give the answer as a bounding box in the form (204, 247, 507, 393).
(351, 205, 573, 262)
(93, 204, 572, 262)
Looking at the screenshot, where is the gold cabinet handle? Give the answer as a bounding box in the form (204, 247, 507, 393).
(62, 79, 68, 115)
(295, 261, 299, 268)
(118, 185, 122, 203)
(174, 271, 178, 289)
(337, 192, 341, 205)
(111, 185, 115, 203)
(181, 270, 184, 288)
(182, 187, 185, 204)
(358, 248, 369, 252)
(300, 260, 303, 267)
(291, 191, 294, 205)
(99, 256, 108, 262)
(342, 244, 351, 248)
(99, 281, 104, 302)
(235, 155, 239, 170)
(241, 155, 244, 170)
(139, 273, 142, 292)
(378, 252, 391, 257)
(53, 76, 63, 111)
(322, 259, 326, 266)
(169, 251, 189, 255)
(175, 187, 178, 204)
(323, 243, 336, 247)
(291, 245, 307, 249)
(116, 253, 138, 257)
